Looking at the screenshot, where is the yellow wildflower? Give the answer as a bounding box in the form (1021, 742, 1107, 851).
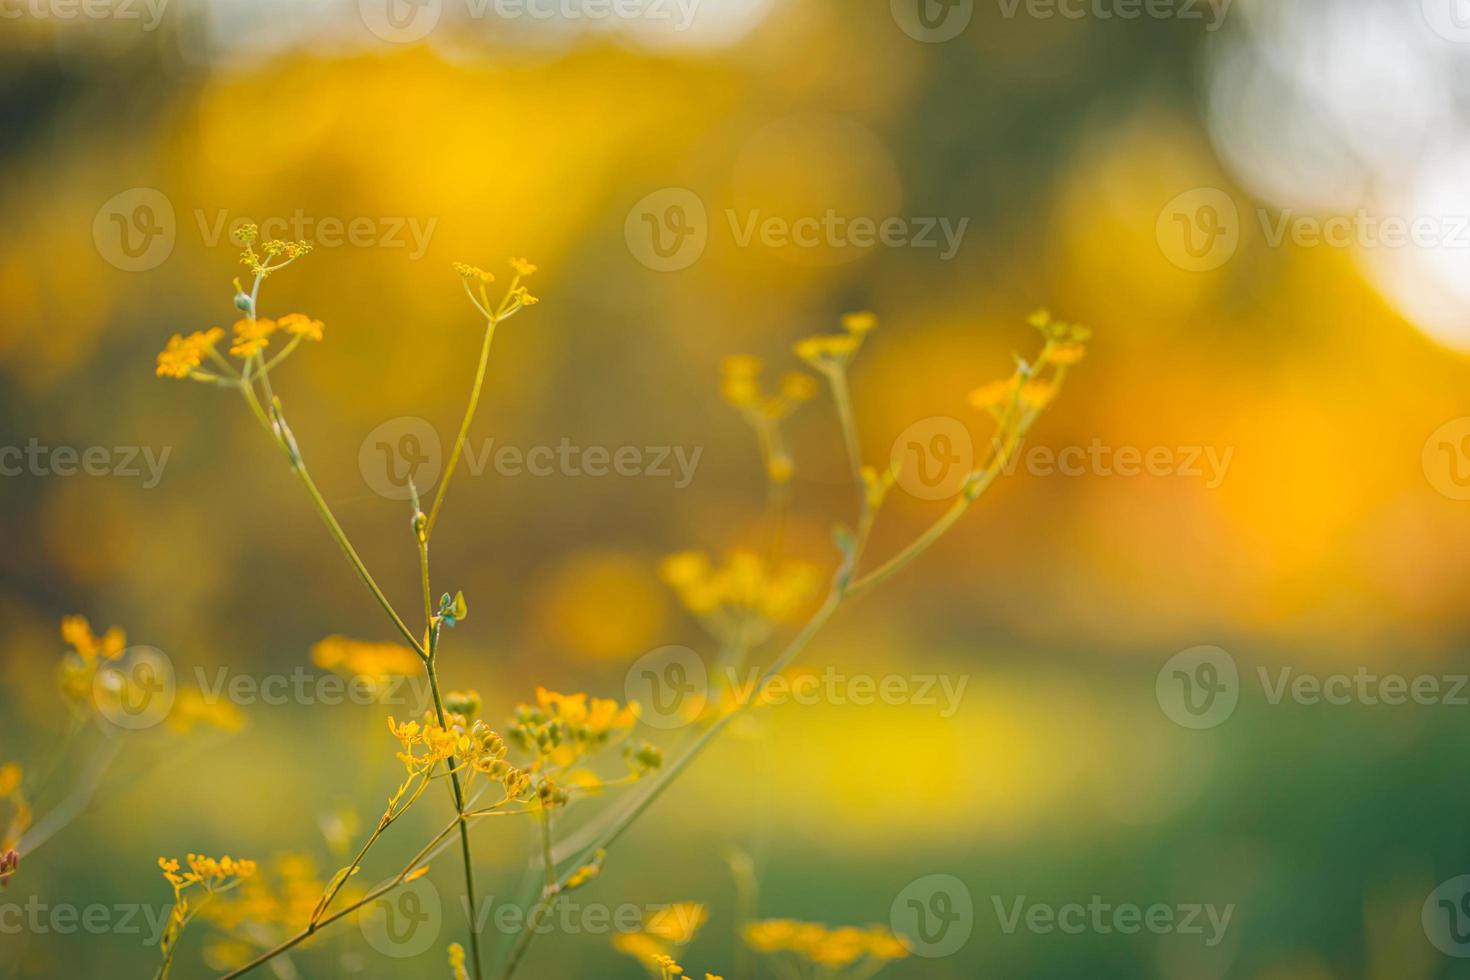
(510, 257, 537, 276)
(277, 312, 324, 342)
(156, 328, 225, 379)
(454, 262, 495, 283)
(61, 615, 125, 663)
(230, 317, 277, 358)
(1046, 341, 1086, 365)
(449, 942, 469, 980)
(968, 376, 1019, 410)
(311, 636, 421, 695)
(793, 333, 861, 373)
(840, 310, 878, 334)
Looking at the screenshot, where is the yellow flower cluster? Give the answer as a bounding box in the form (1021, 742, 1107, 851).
(58, 614, 125, 706)
(793, 310, 878, 374)
(199, 853, 328, 938)
(311, 635, 422, 696)
(156, 328, 226, 379)
(388, 713, 531, 802)
(508, 687, 640, 772)
(157, 853, 258, 980)
(166, 689, 245, 735)
(970, 309, 1090, 415)
(743, 920, 909, 972)
(660, 550, 819, 624)
(455, 257, 540, 315)
(228, 312, 325, 358)
(612, 902, 715, 979)
(719, 356, 817, 484)
(235, 223, 313, 278)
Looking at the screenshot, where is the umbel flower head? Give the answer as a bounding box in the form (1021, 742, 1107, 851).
(793, 310, 878, 374)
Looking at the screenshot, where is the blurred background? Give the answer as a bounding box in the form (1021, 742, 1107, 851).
(4, 0, 1470, 976)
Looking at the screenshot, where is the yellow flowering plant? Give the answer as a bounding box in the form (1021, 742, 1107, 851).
(144, 221, 1085, 978)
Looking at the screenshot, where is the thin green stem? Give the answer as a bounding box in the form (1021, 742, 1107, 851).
(426, 319, 497, 540)
(827, 369, 864, 485)
(425, 638, 485, 980)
